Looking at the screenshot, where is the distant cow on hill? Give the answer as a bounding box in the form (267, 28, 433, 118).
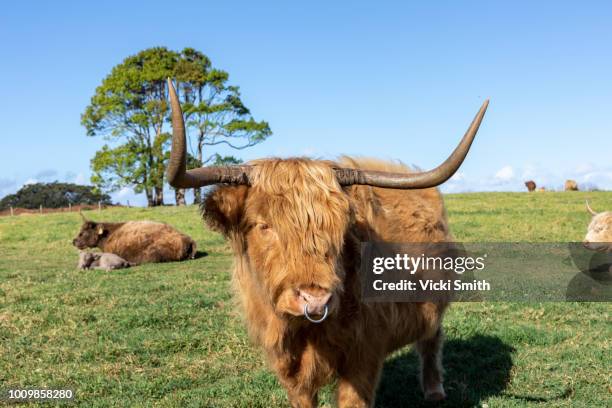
(565, 180, 579, 191)
(72, 213, 197, 265)
(525, 180, 536, 192)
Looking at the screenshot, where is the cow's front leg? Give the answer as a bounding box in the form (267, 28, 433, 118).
(336, 358, 383, 408)
(416, 327, 446, 401)
(285, 387, 318, 408)
(274, 361, 320, 408)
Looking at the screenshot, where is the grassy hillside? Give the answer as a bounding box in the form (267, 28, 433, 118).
(0, 192, 610, 407)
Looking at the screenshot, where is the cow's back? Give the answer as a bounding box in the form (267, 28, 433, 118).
(339, 157, 451, 243)
(102, 221, 195, 264)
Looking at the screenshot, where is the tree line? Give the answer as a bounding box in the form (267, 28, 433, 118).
(0, 182, 111, 210)
(82, 47, 271, 207)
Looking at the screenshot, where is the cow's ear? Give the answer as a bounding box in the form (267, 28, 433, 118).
(97, 226, 105, 235)
(203, 185, 248, 235)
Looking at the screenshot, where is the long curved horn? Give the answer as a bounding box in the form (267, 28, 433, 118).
(166, 78, 252, 188)
(586, 200, 598, 216)
(334, 100, 489, 189)
(79, 209, 88, 222)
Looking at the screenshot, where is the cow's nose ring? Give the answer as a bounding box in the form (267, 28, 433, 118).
(304, 304, 329, 323)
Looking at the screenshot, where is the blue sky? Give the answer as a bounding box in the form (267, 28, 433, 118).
(1, 1, 611, 205)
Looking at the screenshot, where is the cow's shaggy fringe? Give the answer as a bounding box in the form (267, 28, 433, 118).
(203, 157, 452, 407)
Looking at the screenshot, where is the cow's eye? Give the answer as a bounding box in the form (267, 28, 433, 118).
(259, 223, 270, 230)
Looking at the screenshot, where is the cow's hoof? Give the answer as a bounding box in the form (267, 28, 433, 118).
(424, 384, 446, 402)
(424, 391, 445, 402)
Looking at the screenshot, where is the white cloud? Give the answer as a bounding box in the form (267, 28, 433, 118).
(582, 171, 612, 182)
(74, 173, 86, 185)
(440, 162, 612, 194)
(578, 170, 612, 190)
(117, 187, 132, 197)
(110, 187, 142, 206)
(24, 178, 37, 185)
(494, 166, 514, 181)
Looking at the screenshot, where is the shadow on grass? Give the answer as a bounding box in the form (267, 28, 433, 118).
(376, 334, 514, 407)
(193, 250, 209, 259)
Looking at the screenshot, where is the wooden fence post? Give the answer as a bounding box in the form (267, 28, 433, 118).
(69, 203, 72, 212)
(10, 206, 14, 216)
(39, 204, 43, 214)
(98, 201, 101, 213)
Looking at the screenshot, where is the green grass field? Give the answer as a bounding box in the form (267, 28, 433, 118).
(1, 192, 611, 407)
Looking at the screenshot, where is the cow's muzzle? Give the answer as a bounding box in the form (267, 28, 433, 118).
(298, 287, 331, 323)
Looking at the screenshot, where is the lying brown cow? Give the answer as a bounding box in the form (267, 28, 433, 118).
(72, 213, 197, 265)
(524, 180, 536, 192)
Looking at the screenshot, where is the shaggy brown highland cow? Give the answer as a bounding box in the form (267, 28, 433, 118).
(166, 79, 488, 407)
(584, 201, 612, 252)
